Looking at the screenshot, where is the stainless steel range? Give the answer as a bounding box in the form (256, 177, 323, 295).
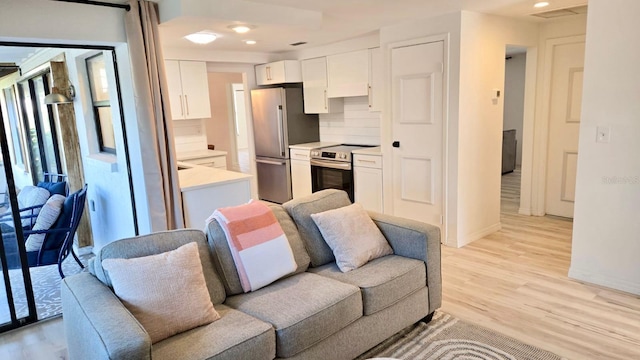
(309, 145, 372, 201)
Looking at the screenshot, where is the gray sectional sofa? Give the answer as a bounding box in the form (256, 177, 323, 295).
(61, 190, 441, 360)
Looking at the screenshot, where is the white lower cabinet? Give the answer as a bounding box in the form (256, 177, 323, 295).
(354, 154, 383, 213)
(290, 148, 312, 198)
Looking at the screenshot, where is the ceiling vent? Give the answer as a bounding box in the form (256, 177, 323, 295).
(290, 41, 307, 47)
(531, 5, 587, 19)
(0, 63, 20, 79)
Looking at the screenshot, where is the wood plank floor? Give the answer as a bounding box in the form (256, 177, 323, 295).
(441, 169, 640, 360)
(1, 169, 639, 359)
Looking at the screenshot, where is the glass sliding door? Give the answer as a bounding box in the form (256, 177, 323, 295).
(0, 101, 37, 331)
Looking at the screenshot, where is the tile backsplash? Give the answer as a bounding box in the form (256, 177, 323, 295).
(319, 96, 381, 146)
(173, 119, 207, 153)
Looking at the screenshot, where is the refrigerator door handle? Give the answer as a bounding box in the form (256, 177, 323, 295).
(256, 158, 287, 166)
(276, 105, 285, 156)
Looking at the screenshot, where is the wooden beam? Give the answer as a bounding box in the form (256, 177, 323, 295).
(49, 61, 93, 248)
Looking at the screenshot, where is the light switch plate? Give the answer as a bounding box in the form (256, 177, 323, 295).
(596, 126, 610, 143)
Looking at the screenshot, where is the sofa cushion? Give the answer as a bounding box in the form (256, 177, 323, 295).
(311, 203, 393, 272)
(206, 203, 310, 295)
(308, 255, 426, 315)
(92, 229, 227, 305)
(152, 304, 275, 360)
(225, 272, 362, 358)
(102, 242, 220, 343)
(283, 189, 352, 267)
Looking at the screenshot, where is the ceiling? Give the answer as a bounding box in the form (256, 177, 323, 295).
(157, 0, 589, 54)
(0, 0, 588, 66)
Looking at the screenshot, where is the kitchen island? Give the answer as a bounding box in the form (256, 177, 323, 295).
(178, 162, 252, 229)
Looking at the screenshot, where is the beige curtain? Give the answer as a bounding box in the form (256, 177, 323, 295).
(125, 0, 184, 230)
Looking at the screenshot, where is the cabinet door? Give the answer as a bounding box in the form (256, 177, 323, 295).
(302, 57, 343, 114)
(255, 64, 269, 85)
(369, 47, 383, 112)
(165, 60, 185, 120)
(291, 159, 312, 199)
(179, 61, 211, 119)
(354, 166, 383, 212)
(327, 50, 369, 98)
(267, 61, 286, 84)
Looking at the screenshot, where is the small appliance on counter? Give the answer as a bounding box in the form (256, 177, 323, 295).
(309, 144, 375, 202)
(251, 87, 319, 204)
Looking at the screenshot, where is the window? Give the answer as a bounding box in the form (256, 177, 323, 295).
(86, 54, 116, 154)
(2, 86, 26, 168)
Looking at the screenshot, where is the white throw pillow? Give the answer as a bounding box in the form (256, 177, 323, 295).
(25, 194, 66, 252)
(17, 186, 50, 227)
(311, 203, 393, 272)
(102, 242, 220, 343)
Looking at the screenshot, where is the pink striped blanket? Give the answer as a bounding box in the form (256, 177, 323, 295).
(210, 201, 297, 292)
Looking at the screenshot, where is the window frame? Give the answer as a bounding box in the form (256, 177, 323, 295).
(85, 53, 116, 155)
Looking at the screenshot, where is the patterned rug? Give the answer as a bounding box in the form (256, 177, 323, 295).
(358, 312, 563, 360)
(0, 255, 89, 323)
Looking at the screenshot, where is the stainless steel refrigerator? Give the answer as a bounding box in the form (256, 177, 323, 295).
(251, 87, 319, 203)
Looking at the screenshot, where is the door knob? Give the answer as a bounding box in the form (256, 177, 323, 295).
(392, 141, 400, 148)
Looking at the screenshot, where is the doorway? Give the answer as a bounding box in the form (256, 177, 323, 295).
(0, 43, 136, 332)
(501, 46, 527, 215)
(231, 83, 250, 174)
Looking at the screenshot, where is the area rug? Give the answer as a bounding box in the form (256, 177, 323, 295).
(358, 312, 563, 360)
(0, 255, 89, 323)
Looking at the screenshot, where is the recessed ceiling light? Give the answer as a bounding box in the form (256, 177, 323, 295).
(534, 1, 550, 8)
(228, 25, 254, 34)
(245, 40, 257, 45)
(185, 31, 217, 44)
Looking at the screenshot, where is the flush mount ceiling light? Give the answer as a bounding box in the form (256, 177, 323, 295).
(534, 1, 550, 8)
(228, 24, 255, 34)
(185, 31, 218, 44)
(244, 40, 257, 45)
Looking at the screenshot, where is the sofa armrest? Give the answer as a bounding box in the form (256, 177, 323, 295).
(61, 272, 152, 360)
(368, 211, 442, 314)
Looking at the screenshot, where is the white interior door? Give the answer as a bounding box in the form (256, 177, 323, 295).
(545, 39, 585, 218)
(391, 41, 444, 226)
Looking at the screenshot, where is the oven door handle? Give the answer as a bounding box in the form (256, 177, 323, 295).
(310, 159, 352, 170)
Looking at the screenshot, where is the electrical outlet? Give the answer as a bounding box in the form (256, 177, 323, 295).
(596, 126, 611, 143)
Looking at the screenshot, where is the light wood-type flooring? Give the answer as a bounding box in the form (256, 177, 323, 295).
(441, 169, 640, 360)
(1, 169, 639, 359)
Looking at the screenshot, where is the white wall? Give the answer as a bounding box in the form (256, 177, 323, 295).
(569, 0, 640, 295)
(319, 97, 380, 146)
(503, 53, 526, 165)
(456, 11, 538, 247)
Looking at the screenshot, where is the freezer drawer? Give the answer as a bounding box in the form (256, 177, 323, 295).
(256, 157, 292, 204)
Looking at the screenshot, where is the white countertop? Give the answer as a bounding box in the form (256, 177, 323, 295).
(178, 164, 252, 191)
(352, 146, 382, 155)
(289, 142, 340, 150)
(177, 149, 227, 161)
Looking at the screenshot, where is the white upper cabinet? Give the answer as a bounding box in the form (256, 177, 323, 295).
(255, 60, 302, 86)
(301, 57, 343, 114)
(327, 50, 369, 98)
(368, 47, 383, 112)
(165, 60, 211, 120)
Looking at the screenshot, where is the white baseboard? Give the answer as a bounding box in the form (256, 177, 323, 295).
(569, 266, 640, 296)
(518, 207, 532, 216)
(456, 222, 502, 248)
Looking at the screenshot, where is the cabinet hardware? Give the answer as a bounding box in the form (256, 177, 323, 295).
(179, 95, 184, 116)
(357, 159, 376, 164)
(324, 89, 328, 109)
(185, 95, 190, 115)
(368, 85, 372, 108)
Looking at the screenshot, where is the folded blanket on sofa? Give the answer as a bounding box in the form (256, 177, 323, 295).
(210, 201, 297, 292)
